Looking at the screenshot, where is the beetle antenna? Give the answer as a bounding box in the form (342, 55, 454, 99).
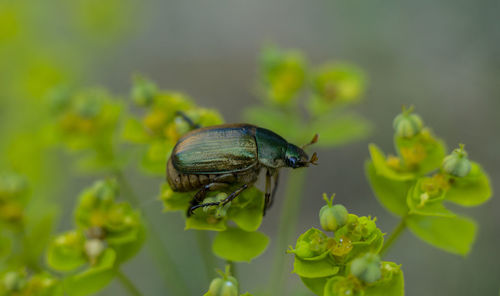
(309, 152, 319, 165)
(302, 134, 319, 149)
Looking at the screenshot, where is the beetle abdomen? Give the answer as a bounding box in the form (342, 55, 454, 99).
(167, 157, 214, 191)
(172, 124, 259, 174)
(167, 157, 260, 192)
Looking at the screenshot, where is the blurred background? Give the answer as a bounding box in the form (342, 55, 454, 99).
(1, 0, 499, 295)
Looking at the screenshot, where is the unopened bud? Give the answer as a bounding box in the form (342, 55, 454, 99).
(442, 144, 471, 177)
(393, 106, 423, 138)
(350, 253, 382, 283)
(319, 194, 348, 232)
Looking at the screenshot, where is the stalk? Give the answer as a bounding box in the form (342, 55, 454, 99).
(196, 230, 218, 281)
(114, 170, 190, 296)
(117, 269, 143, 296)
(380, 215, 409, 257)
(269, 169, 307, 295)
(226, 260, 237, 279)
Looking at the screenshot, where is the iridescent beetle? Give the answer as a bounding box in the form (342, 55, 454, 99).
(166, 114, 318, 216)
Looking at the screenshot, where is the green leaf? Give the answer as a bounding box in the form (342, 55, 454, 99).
(368, 144, 415, 181)
(212, 228, 269, 262)
(365, 162, 411, 216)
(47, 231, 87, 272)
(112, 224, 146, 264)
(445, 162, 492, 206)
(185, 205, 228, 232)
(311, 113, 371, 148)
(364, 262, 404, 296)
(407, 214, 477, 255)
(300, 276, 329, 296)
(141, 140, 173, 175)
(293, 256, 339, 278)
(160, 182, 191, 212)
(229, 187, 264, 232)
(63, 249, 117, 296)
(406, 184, 455, 218)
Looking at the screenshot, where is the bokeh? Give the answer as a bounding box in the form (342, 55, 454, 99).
(1, 0, 498, 295)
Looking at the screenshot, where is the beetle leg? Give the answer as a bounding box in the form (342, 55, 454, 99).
(268, 171, 280, 209)
(189, 182, 229, 216)
(263, 170, 272, 216)
(189, 184, 248, 215)
(175, 111, 201, 130)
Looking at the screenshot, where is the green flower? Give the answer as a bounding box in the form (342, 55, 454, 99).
(259, 46, 306, 104)
(123, 79, 224, 174)
(292, 228, 329, 259)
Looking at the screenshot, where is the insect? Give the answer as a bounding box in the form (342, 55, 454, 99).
(166, 116, 318, 216)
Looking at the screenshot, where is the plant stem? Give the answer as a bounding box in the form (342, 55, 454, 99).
(117, 269, 143, 296)
(195, 230, 217, 281)
(226, 260, 237, 279)
(269, 169, 307, 295)
(114, 170, 190, 296)
(380, 215, 409, 257)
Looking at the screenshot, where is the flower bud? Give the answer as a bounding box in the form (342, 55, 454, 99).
(207, 277, 238, 296)
(350, 253, 382, 283)
(319, 194, 348, 232)
(442, 144, 471, 177)
(207, 266, 239, 296)
(393, 106, 423, 138)
(320, 205, 348, 232)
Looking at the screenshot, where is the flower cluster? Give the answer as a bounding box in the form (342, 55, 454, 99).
(288, 194, 404, 296)
(366, 107, 491, 255)
(246, 46, 370, 148)
(48, 87, 122, 170)
(161, 185, 269, 263)
(46, 179, 144, 294)
(0, 269, 62, 296)
(123, 76, 223, 174)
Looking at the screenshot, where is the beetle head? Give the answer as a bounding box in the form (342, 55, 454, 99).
(285, 144, 315, 168)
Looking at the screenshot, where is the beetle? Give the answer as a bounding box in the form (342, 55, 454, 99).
(166, 118, 318, 216)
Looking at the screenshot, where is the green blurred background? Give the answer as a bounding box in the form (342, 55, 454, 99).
(1, 0, 498, 295)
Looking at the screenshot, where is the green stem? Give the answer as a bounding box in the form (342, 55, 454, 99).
(114, 170, 190, 296)
(195, 230, 217, 281)
(269, 169, 307, 295)
(226, 260, 237, 279)
(380, 215, 409, 257)
(117, 269, 143, 296)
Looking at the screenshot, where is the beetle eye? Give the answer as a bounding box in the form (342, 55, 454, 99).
(287, 157, 298, 168)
